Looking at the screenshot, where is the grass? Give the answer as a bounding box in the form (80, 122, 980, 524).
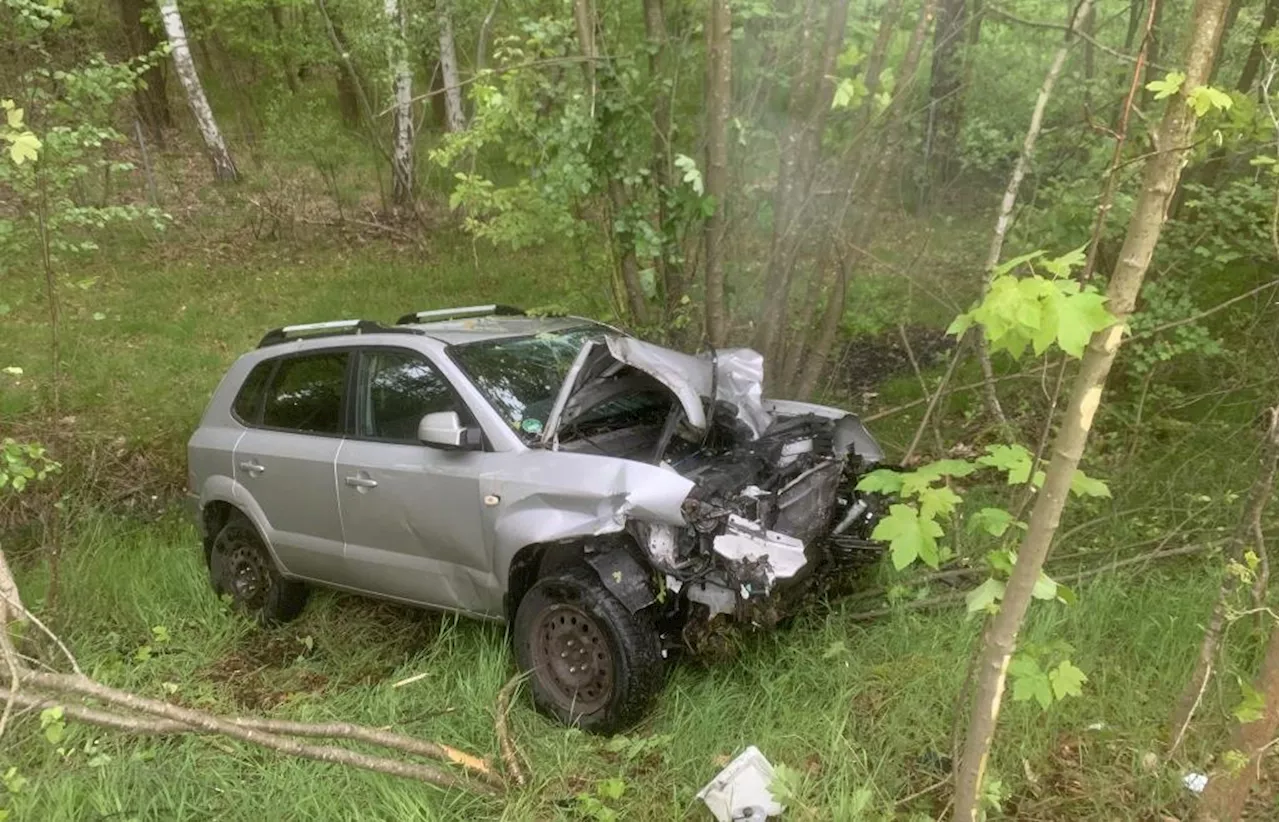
(5, 510, 1258, 821)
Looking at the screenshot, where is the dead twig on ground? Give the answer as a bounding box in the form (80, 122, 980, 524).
(495, 673, 528, 787)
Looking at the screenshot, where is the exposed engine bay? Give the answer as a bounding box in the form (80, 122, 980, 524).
(542, 336, 886, 649)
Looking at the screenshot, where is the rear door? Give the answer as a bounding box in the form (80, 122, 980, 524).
(334, 347, 497, 615)
(232, 350, 348, 582)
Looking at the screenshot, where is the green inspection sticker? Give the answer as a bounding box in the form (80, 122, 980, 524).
(520, 418, 544, 434)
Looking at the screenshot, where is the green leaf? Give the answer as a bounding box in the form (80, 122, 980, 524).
(1146, 71, 1186, 100)
(1032, 572, 1058, 600)
(991, 249, 1044, 277)
(673, 154, 703, 195)
(969, 507, 1016, 537)
(856, 469, 905, 495)
(978, 444, 1036, 485)
(918, 485, 963, 520)
(1233, 678, 1265, 723)
(1069, 470, 1111, 498)
(822, 640, 850, 659)
(965, 577, 1006, 614)
(917, 458, 980, 479)
(8, 132, 41, 165)
(871, 504, 943, 570)
(1187, 85, 1233, 117)
(596, 777, 626, 800)
(1009, 656, 1053, 709)
(1048, 661, 1087, 700)
(1041, 245, 1087, 278)
(1053, 290, 1115, 358)
(5, 106, 23, 129)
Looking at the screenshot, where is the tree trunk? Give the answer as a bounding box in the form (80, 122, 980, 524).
(950, 0, 1231, 817)
(475, 0, 502, 73)
(860, 0, 906, 115)
(974, 0, 1094, 429)
(608, 180, 651, 324)
(1124, 0, 1145, 50)
(1169, 413, 1277, 753)
(117, 0, 172, 145)
(437, 0, 467, 133)
(927, 0, 967, 189)
(336, 63, 361, 128)
(385, 0, 414, 207)
(267, 2, 301, 94)
(1237, 0, 1278, 93)
(703, 0, 732, 346)
(1082, 3, 1096, 105)
(1144, 0, 1164, 88)
(793, 257, 849, 399)
(643, 0, 679, 314)
(1197, 624, 1280, 822)
(754, 0, 853, 373)
(157, 0, 238, 182)
(573, 0, 598, 115)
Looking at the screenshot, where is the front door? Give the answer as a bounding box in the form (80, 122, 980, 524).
(335, 348, 497, 615)
(233, 350, 348, 582)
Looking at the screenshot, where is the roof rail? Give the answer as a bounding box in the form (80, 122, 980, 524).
(257, 319, 407, 348)
(396, 304, 525, 325)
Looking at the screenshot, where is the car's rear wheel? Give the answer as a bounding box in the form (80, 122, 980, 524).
(208, 513, 308, 626)
(514, 565, 663, 734)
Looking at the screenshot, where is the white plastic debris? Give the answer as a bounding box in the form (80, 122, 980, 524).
(697, 746, 785, 822)
(1182, 772, 1208, 794)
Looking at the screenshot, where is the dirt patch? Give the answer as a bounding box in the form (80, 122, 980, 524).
(837, 324, 956, 399)
(199, 633, 329, 712)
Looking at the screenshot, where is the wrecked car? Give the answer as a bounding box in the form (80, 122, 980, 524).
(187, 305, 884, 732)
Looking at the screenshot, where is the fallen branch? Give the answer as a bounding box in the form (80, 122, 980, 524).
(862, 358, 1066, 422)
(20, 670, 499, 788)
(495, 673, 527, 787)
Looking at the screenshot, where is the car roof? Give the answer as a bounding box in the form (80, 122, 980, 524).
(403, 315, 600, 345)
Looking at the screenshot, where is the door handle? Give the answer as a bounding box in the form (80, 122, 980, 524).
(238, 460, 266, 476)
(344, 476, 378, 489)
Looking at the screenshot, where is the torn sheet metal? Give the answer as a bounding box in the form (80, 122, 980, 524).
(712, 515, 806, 584)
(542, 336, 774, 445)
(697, 746, 785, 822)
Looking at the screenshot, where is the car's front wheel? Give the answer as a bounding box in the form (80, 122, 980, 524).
(208, 512, 308, 626)
(513, 565, 663, 734)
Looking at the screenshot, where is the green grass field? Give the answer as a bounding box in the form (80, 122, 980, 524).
(2, 218, 1275, 820)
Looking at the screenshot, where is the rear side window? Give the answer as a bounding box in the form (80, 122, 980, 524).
(232, 361, 273, 424)
(262, 352, 348, 434)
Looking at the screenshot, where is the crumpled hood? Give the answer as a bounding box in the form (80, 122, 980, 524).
(542, 336, 774, 446)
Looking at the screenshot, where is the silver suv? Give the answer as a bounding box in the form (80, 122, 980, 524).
(188, 306, 884, 732)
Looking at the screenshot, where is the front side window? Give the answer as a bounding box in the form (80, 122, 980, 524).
(355, 350, 458, 442)
(261, 352, 348, 434)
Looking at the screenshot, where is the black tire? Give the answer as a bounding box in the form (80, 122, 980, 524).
(513, 565, 663, 734)
(208, 513, 308, 626)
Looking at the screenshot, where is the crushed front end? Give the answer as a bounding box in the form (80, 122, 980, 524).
(632, 405, 885, 654)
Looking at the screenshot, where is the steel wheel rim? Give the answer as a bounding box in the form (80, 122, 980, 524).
(224, 538, 271, 611)
(530, 603, 613, 714)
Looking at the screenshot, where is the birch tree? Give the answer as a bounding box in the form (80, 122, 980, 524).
(951, 0, 1233, 816)
(385, 0, 414, 207)
(437, 0, 467, 133)
(157, 0, 238, 182)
